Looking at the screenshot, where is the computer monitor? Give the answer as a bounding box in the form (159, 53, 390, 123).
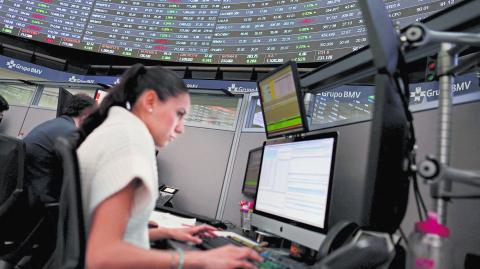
(241, 146, 263, 196)
(357, 0, 413, 233)
(252, 132, 337, 250)
(298, 0, 475, 234)
(56, 88, 73, 117)
(94, 89, 108, 104)
(257, 61, 308, 139)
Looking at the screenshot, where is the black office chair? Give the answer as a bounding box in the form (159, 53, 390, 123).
(0, 134, 41, 268)
(43, 137, 86, 269)
(0, 134, 26, 240)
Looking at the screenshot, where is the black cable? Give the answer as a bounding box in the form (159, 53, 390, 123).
(415, 178, 427, 214)
(395, 58, 424, 218)
(413, 182, 425, 221)
(414, 174, 428, 216)
(416, 190, 425, 219)
(392, 62, 426, 220)
(412, 173, 428, 220)
(394, 65, 416, 155)
(415, 187, 424, 219)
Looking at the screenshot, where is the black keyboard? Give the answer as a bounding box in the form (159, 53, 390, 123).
(257, 251, 310, 269)
(198, 236, 243, 250)
(198, 237, 310, 269)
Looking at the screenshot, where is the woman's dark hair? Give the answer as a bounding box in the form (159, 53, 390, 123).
(75, 64, 188, 147)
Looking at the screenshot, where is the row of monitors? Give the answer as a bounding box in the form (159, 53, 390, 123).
(246, 65, 410, 250)
(245, 0, 418, 248)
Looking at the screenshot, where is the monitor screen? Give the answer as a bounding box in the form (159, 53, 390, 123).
(94, 89, 108, 104)
(242, 147, 263, 196)
(252, 132, 337, 249)
(257, 61, 307, 138)
(56, 88, 73, 117)
(0, 1, 460, 65)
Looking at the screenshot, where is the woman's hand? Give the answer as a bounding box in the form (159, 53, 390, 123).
(168, 224, 217, 244)
(188, 245, 263, 269)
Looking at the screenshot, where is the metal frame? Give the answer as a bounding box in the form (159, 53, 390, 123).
(242, 93, 265, 133)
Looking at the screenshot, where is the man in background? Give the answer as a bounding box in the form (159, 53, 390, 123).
(21, 93, 96, 269)
(24, 93, 96, 204)
(0, 94, 9, 125)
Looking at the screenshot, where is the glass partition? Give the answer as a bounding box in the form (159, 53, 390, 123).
(65, 88, 96, 97)
(244, 85, 375, 132)
(0, 83, 36, 106)
(37, 86, 99, 109)
(243, 94, 265, 131)
(310, 85, 374, 130)
(37, 86, 60, 109)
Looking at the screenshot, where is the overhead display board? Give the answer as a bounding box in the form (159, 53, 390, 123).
(0, 0, 460, 64)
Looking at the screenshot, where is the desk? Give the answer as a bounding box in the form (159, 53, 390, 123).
(153, 229, 313, 269)
(149, 210, 313, 268)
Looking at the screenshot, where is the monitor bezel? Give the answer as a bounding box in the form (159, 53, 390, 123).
(241, 146, 264, 196)
(56, 87, 73, 117)
(253, 131, 338, 234)
(257, 61, 309, 139)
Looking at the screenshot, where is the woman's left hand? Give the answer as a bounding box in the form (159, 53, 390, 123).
(168, 224, 217, 244)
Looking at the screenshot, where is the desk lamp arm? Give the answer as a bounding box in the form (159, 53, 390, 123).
(402, 22, 480, 223)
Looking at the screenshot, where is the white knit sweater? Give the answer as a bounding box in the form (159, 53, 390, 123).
(77, 106, 158, 249)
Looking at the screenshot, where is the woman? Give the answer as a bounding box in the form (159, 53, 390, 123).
(76, 64, 262, 269)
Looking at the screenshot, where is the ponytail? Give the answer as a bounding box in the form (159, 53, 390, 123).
(75, 64, 187, 148)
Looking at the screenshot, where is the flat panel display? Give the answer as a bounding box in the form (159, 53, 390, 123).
(254, 132, 337, 233)
(56, 87, 72, 117)
(242, 146, 263, 196)
(0, 0, 461, 64)
(257, 61, 307, 138)
(94, 89, 108, 104)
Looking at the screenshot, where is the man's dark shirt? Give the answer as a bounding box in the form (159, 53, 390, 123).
(24, 115, 76, 204)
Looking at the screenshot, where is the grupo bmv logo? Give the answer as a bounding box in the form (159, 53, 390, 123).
(227, 83, 256, 94)
(68, 75, 95, 83)
(227, 83, 238, 92)
(6, 60, 15, 69)
(4, 59, 43, 75)
(410, 86, 427, 103)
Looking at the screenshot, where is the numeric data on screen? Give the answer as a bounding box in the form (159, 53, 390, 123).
(256, 138, 335, 228)
(0, 0, 461, 64)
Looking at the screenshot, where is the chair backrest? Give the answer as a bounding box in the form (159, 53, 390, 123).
(43, 137, 85, 269)
(0, 134, 27, 239)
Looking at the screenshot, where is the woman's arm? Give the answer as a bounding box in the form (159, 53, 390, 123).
(149, 224, 217, 244)
(86, 181, 202, 269)
(87, 181, 262, 269)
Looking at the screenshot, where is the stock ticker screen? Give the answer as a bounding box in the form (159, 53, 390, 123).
(0, 0, 461, 65)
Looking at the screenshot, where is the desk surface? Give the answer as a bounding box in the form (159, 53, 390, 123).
(160, 230, 313, 269)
